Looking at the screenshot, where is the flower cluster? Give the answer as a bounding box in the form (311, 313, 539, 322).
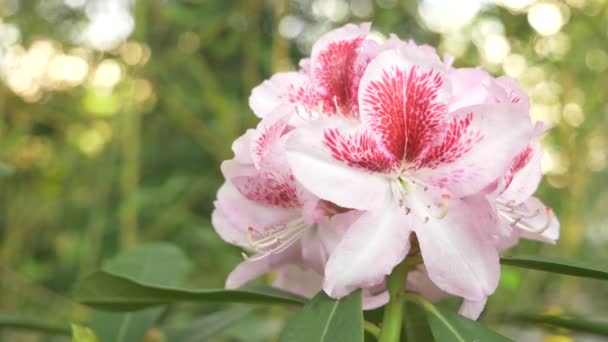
(212, 23, 559, 319)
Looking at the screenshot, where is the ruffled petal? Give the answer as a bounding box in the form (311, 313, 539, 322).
(323, 207, 411, 298)
(231, 129, 256, 165)
(249, 72, 314, 118)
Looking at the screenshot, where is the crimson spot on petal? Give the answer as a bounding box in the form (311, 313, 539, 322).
(323, 128, 399, 173)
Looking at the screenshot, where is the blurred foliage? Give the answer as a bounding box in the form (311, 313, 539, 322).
(0, 0, 607, 341)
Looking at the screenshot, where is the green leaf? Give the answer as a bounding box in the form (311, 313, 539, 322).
(0, 313, 70, 336)
(279, 290, 364, 342)
(501, 255, 608, 280)
(404, 294, 512, 342)
(71, 324, 100, 342)
(87, 243, 191, 342)
(403, 301, 433, 342)
(503, 313, 608, 336)
(74, 271, 306, 311)
(164, 307, 253, 342)
(101, 243, 191, 286)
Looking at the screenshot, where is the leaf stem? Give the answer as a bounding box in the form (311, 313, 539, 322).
(364, 320, 381, 338)
(378, 257, 416, 342)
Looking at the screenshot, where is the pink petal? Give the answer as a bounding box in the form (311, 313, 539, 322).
(249, 71, 315, 118)
(232, 173, 301, 209)
(363, 291, 389, 310)
(413, 198, 500, 301)
(310, 22, 371, 115)
(496, 76, 530, 108)
(498, 122, 548, 204)
(286, 118, 394, 210)
(416, 103, 534, 197)
(300, 210, 363, 273)
(231, 129, 256, 164)
(226, 246, 300, 289)
(406, 265, 450, 303)
(323, 207, 412, 298)
(447, 68, 494, 112)
(250, 109, 290, 169)
(220, 159, 257, 180)
(358, 48, 450, 162)
(272, 265, 323, 298)
(458, 297, 488, 320)
(214, 182, 299, 247)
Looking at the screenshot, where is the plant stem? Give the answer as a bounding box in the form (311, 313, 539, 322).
(378, 258, 412, 342)
(364, 320, 381, 338)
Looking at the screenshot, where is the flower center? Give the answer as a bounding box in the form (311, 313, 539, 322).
(496, 199, 553, 234)
(391, 175, 450, 222)
(243, 217, 311, 261)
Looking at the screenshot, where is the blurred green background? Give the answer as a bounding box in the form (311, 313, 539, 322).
(0, 0, 606, 341)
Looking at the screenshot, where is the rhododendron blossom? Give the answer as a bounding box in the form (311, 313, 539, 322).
(213, 22, 560, 320)
(212, 107, 389, 307)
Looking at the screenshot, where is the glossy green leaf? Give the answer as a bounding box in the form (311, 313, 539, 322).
(279, 290, 364, 342)
(503, 313, 608, 336)
(71, 324, 100, 342)
(501, 255, 608, 280)
(164, 307, 253, 342)
(404, 294, 512, 342)
(0, 313, 70, 336)
(88, 243, 191, 342)
(74, 271, 306, 311)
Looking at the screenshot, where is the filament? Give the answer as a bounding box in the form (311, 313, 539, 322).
(498, 205, 553, 234)
(242, 217, 310, 261)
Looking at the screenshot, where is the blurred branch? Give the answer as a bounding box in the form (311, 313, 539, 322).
(272, 0, 291, 73)
(242, 0, 263, 92)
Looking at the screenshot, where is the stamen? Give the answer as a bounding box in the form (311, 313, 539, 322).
(498, 206, 553, 234)
(243, 218, 310, 261)
(435, 194, 450, 219)
(393, 177, 451, 220)
(496, 202, 541, 218)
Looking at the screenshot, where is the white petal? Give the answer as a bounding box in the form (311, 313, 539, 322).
(416, 103, 534, 197)
(249, 72, 310, 118)
(323, 207, 411, 298)
(272, 265, 323, 298)
(414, 198, 500, 301)
(458, 297, 488, 320)
(286, 118, 394, 210)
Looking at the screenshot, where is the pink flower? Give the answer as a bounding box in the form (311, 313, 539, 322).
(285, 36, 534, 317)
(212, 107, 388, 307)
(249, 23, 378, 121)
